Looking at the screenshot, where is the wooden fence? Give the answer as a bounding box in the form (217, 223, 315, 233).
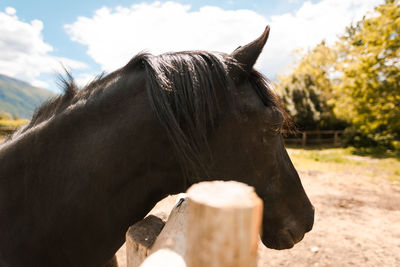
(0, 126, 18, 136)
(284, 130, 344, 146)
(126, 181, 263, 267)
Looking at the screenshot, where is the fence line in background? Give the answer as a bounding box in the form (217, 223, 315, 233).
(1, 126, 345, 147)
(284, 130, 344, 146)
(0, 126, 18, 135)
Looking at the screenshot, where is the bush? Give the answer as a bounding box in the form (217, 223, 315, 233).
(0, 111, 13, 120)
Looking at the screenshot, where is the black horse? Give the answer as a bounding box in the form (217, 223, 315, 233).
(0, 26, 314, 267)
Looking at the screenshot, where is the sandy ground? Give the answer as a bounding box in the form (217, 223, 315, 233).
(258, 169, 400, 266)
(116, 166, 400, 266)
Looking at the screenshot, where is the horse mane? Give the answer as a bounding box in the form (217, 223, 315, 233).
(142, 51, 233, 175)
(21, 68, 121, 132)
(14, 51, 291, 174)
(140, 51, 293, 176)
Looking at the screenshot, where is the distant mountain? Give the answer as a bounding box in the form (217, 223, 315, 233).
(0, 74, 56, 119)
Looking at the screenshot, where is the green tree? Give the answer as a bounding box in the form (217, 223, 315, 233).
(0, 111, 12, 120)
(335, 0, 400, 148)
(277, 42, 345, 130)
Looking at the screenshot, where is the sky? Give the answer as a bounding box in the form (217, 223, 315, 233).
(0, 0, 383, 92)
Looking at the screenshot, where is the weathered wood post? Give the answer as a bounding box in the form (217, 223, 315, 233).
(334, 131, 339, 146)
(126, 215, 165, 267)
(127, 181, 263, 267)
(302, 131, 307, 146)
(185, 181, 263, 267)
(140, 197, 188, 267)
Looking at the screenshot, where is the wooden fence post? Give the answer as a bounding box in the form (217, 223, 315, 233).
(126, 195, 179, 267)
(302, 132, 307, 146)
(185, 181, 263, 267)
(334, 131, 339, 146)
(131, 181, 263, 267)
(126, 215, 165, 267)
(140, 198, 188, 267)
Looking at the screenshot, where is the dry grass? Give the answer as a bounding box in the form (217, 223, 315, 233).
(0, 119, 28, 128)
(0, 119, 28, 143)
(288, 147, 400, 184)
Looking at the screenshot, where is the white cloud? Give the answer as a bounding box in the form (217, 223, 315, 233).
(5, 7, 16, 15)
(261, 0, 383, 75)
(65, 2, 267, 72)
(31, 79, 49, 89)
(65, 0, 383, 78)
(74, 72, 98, 88)
(0, 7, 87, 88)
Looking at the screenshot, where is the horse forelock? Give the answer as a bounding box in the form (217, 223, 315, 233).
(248, 70, 296, 136)
(142, 51, 232, 177)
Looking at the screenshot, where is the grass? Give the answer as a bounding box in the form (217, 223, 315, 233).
(0, 119, 28, 128)
(287, 147, 400, 184)
(0, 119, 28, 143)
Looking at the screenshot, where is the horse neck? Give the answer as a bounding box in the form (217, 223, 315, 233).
(55, 78, 187, 223)
(0, 76, 185, 266)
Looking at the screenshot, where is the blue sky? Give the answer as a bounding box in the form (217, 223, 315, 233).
(0, 0, 382, 92)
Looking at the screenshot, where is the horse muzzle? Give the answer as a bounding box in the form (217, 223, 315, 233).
(261, 205, 315, 250)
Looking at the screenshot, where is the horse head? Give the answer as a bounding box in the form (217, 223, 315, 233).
(141, 26, 314, 249)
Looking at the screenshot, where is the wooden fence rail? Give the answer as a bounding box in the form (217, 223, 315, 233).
(0, 126, 18, 136)
(126, 181, 263, 267)
(284, 130, 344, 146)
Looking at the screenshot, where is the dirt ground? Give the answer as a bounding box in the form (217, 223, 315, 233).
(258, 169, 400, 266)
(116, 162, 400, 266)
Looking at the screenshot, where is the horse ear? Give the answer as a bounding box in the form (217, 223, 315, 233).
(231, 25, 270, 72)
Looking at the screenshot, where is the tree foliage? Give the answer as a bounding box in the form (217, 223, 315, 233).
(335, 0, 400, 148)
(277, 42, 345, 130)
(278, 0, 400, 149)
(0, 111, 12, 120)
